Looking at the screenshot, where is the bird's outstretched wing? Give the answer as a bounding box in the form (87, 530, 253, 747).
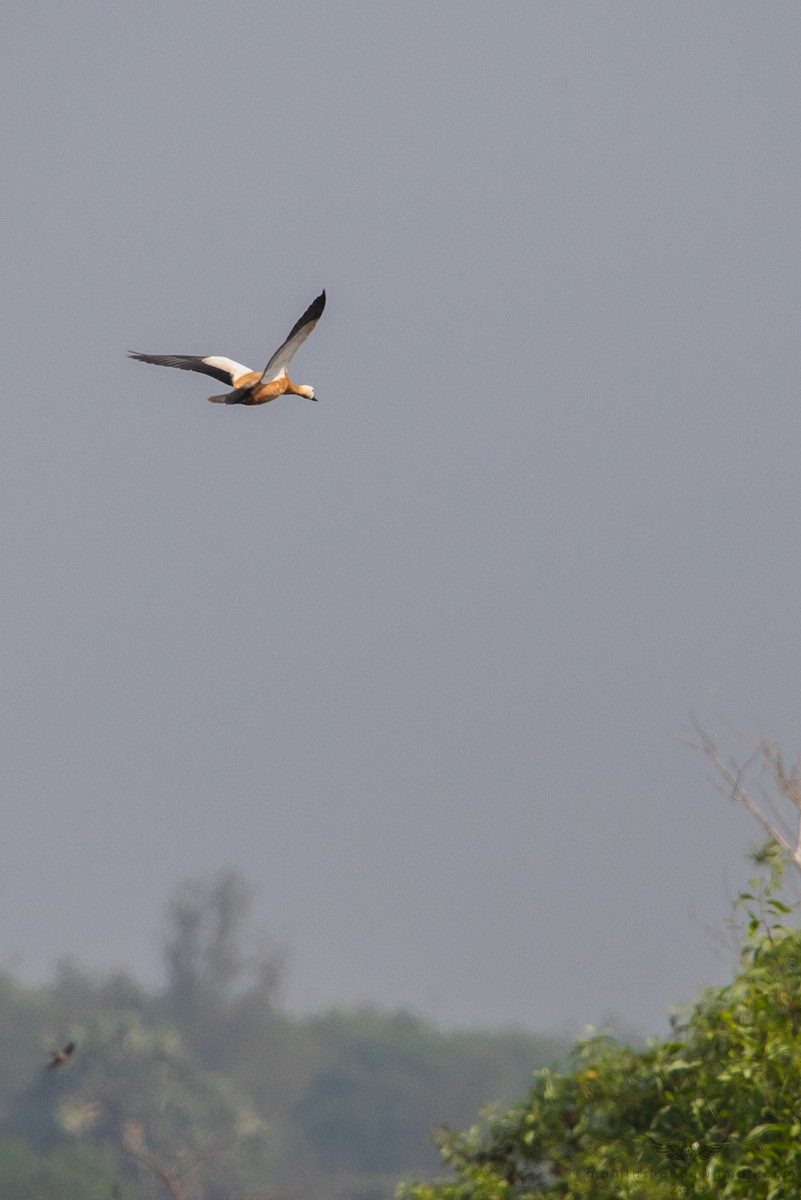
(128, 353, 256, 387)
(261, 291, 326, 383)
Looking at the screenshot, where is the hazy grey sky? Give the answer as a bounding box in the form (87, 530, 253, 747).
(2, 3, 801, 1033)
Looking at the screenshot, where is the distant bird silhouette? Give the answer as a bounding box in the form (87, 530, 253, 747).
(46, 1040, 76, 1070)
(129, 290, 326, 405)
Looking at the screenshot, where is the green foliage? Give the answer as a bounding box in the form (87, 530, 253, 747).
(0, 1134, 130, 1200)
(401, 853, 801, 1200)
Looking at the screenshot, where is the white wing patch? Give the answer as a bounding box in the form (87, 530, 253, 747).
(203, 356, 254, 384)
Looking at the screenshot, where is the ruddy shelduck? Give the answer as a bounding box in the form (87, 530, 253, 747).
(129, 290, 326, 405)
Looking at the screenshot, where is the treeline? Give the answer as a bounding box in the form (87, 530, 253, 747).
(0, 870, 567, 1200)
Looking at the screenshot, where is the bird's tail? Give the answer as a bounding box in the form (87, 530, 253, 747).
(208, 386, 252, 405)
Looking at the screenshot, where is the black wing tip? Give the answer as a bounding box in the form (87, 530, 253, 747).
(128, 351, 171, 364)
(128, 351, 169, 365)
(279, 289, 327, 348)
(307, 289, 326, 321)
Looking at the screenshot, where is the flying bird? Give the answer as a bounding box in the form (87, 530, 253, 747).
(129, 290, 326, 405)
(46, 1041, 76, 1070)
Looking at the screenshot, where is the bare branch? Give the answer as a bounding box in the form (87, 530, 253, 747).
(685, 715, 801, 872)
